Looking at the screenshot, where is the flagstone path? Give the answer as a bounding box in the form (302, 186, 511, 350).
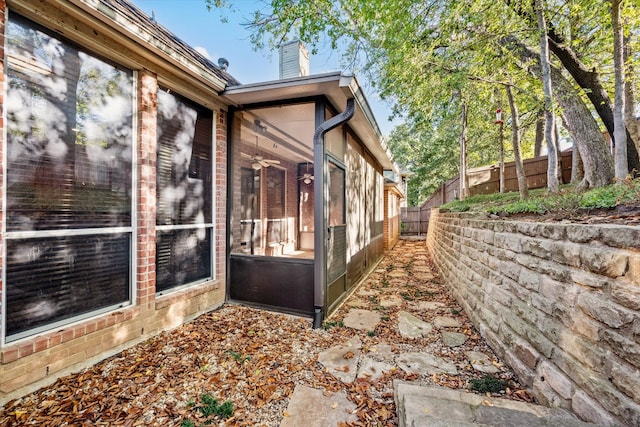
(283, 238, 596, 426)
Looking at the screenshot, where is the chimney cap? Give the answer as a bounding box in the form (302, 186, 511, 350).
(218, 57, 229, 71)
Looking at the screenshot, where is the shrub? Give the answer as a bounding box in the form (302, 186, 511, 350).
(470, 375, 507, 393)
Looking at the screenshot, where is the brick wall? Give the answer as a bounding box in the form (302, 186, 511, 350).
(0, 69, 227, 406)
(427, 209, 640, 426)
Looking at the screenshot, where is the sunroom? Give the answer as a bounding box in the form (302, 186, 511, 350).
(222, 72, 395, 325)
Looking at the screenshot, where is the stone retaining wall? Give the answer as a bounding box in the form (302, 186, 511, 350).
(426, 209, 640, 426)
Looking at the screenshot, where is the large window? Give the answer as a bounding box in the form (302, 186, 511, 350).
(230, 104, 315, 258)
(4, 14, 134, 341)
(156, 89, 213, 293)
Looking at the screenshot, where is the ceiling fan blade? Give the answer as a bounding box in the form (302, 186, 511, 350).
(266, 159, 280, 164)
(240, 152, 252, 159)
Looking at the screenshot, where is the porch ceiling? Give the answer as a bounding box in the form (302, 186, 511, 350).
(222, 72, 395, 170)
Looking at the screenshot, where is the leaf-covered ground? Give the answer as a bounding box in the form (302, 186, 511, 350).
(0, 239, 531, 426)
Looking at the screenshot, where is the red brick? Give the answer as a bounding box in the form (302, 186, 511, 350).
(60, 329, 74, 343)
(73, 324, 86, 338)
(1, 347, 19, 364)
(85, 321, 97, 334)
(18, 342, 34, 358)
(49, 334, 62, 347)
(34, 337, 49, 353)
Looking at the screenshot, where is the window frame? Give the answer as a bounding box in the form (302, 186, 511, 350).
(155, 88, 217, 295)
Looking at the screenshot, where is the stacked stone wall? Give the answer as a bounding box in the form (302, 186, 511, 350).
(426, 209, 640, 426)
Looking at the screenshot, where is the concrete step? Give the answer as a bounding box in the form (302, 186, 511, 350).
(394, 381, 599, 427)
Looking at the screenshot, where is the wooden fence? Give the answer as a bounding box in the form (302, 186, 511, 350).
(400, 151, 573, 236)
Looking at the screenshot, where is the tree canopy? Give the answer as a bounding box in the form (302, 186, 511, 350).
(208, 0, 640, 205)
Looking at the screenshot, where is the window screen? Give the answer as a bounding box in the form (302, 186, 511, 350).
(156, 89, 213, 292)
(4, 14, 134, 341)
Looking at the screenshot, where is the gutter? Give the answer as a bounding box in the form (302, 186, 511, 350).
(312, 98, 356, 329)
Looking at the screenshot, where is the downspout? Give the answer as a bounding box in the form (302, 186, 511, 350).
(312, 98, 356, 328)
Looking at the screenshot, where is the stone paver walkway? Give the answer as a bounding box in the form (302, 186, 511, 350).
(283, 237, 597, 426)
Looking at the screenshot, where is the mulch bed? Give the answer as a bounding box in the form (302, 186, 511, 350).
(0, 240, 531, 427)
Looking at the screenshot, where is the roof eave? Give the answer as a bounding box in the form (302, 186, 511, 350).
(223, 73, 395, 170)
(64, 0, 231, 92)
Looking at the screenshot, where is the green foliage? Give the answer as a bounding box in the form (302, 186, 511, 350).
(487, 198, 546, 215)
(400, 292, 413, 301)
(441, 180, 640, 216)
(226, 350, 251, 364)
(182, 393, 234, 426)
(470, 375, 508, 393)
(581, 178, 640, 209)
(207, 0, 637, 198)
(322, 320, 344, 330)
(198, 394, 233, 418)
(443, 189, 544, 213)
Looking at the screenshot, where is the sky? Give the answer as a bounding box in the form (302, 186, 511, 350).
(130, 0, 400, 137)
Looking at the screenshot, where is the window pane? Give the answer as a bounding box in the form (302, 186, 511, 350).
(329, 162, 345, 226)
(5, 15, 133, 231)
(326, 117, 344, 160)
(157, 89, 212, 226)
(240, 167, 261, 252)
(5, 234, 131, 339)
(156, 228, 212, 292)
(156, 89, 213, 292)
(299, 163, 314, 232)
(266, 168, 286, 245)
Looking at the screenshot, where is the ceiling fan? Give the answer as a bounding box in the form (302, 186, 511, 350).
(242, 135, 280, 170)
(299, 162, 314, 184)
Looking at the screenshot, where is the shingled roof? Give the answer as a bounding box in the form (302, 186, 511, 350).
(100, 0, 241, 87)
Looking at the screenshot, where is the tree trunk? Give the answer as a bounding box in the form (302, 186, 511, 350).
(624, 33, 640, 159)
(553, 120, 563, 183)
(494, 87, 505, 193)
(534, 111, 544, 157)
(459, 99, 469, 200)
(505, 84, 528, 200)
(571, 138, 584, 184)
(535, 0, 559, 192)
(502, 35, 615, 189)
(612, 0, 627, 180)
